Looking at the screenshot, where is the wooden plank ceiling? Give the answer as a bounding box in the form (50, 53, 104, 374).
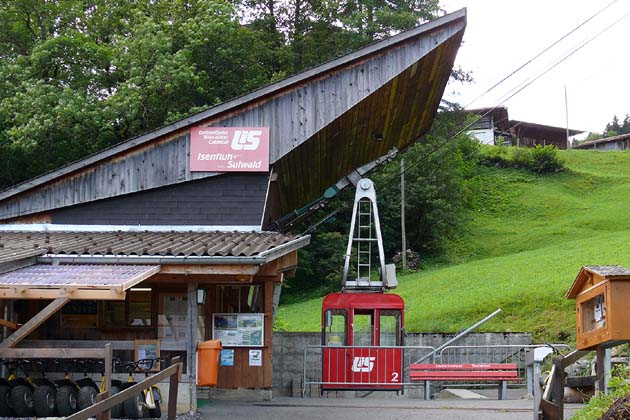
(273, 34, 463, 216)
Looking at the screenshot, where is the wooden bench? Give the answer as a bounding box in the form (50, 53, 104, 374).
(409, 363, 521, 400)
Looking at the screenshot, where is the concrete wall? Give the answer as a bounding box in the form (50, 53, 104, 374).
(272, 332, 532, 397)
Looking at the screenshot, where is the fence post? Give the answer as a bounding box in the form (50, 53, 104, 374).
(168, 356, 182, 420)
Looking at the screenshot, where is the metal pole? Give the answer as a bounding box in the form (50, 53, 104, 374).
(400, 158, 407, 270)
(413, 309, 503, 364)
(565, 85, 570, 149)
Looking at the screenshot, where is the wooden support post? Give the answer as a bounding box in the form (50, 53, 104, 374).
(168, 356, 182, 420)
(187, 281, 198, 413)
(104, 343, 112, 395)
(0, 297, 69, 348)
(595, 345, 610, 395)
(552, 356, 564, 420)
(95, 390, 110, 420)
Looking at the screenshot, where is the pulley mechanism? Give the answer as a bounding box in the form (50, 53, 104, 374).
(342, 178, 397, 291)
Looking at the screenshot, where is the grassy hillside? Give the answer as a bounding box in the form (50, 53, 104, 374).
(275, 150, 630, 342)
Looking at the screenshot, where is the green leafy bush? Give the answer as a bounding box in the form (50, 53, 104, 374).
(479, 145, 563, 174)
(530, 145, 563, 173)
(572, 365, 630, 420)
(510, 147, 532, 168)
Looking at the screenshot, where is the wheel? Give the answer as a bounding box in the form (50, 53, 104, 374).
(148, 400, 161, 418)
(33, 384, 56, 417)
(56, 384, 78, 416)
(10, 384, 34, 417)
(123, 392, 144, 419)
(110, 385, 123, 418)
(77, 385, 98, 410)
(0, 385, 12, 416)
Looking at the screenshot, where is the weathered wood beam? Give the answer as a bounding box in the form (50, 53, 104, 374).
(0, 288, 125, 300)
(65, 359, 182, 420)
(160, 264, 259, 275)
(186, 280, 198, 412)
(0, 297, 69, 348)
(0, 319, 17, 330)
(0, 347, 105, 358)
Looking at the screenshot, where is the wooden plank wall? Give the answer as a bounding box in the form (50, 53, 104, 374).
(0, 21, 464, 221)
(214, 276, 276, 388)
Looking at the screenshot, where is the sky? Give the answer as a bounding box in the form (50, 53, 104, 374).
(439, 0, 630, 134)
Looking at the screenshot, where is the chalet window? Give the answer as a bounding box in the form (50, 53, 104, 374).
(215, 285, 263, 313)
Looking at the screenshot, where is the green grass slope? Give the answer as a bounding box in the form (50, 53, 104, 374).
(276, 150, 630, 342)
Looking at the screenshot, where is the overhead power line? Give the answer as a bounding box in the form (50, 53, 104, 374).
(464, 0, 620, 108)
(382, 4, 630, 187)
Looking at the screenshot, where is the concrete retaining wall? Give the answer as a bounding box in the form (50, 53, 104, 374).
(272, 332, 532, 397)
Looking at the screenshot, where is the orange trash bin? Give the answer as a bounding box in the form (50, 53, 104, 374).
(197, 340, 222, 386)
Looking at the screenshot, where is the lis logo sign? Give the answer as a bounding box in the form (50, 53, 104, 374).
(231, 130, 263, 151)
(351, 356, 376, 373)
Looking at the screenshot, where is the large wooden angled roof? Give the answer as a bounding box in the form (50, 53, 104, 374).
(0, 10, 466, 223)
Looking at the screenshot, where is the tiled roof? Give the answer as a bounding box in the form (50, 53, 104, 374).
(584, 265, 630, 277)
(0, 231, 298, 264)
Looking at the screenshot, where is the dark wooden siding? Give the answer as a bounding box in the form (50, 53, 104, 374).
(51, 173, 268, 226)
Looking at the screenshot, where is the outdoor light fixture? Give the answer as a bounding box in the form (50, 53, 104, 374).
(197, 289, 206, 305)
(374, 133, 384, 141)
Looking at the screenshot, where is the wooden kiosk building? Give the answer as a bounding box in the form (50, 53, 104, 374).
(0, 10, 466, 411)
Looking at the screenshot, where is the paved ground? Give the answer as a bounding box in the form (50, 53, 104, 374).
(199, 397, 584, 420)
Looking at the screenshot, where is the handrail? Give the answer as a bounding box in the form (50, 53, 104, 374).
(438, 343, 572, 360)
(413, 309, 503, 364)
(66, 356, 182, 420)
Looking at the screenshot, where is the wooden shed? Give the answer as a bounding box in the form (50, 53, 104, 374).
(0, 9, 466, 411)
(566, 265, 630, 350)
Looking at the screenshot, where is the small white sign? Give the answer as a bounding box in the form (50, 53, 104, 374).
(249, 349, 262, 366)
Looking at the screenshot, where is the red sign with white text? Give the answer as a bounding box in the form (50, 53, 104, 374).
(190, 127, 269, 172)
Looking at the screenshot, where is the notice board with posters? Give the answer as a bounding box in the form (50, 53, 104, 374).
(190, 126, 269, 172)
(212, 313, 264, 347)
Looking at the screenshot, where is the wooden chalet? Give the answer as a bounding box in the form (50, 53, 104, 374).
(0, 9, 466, 410)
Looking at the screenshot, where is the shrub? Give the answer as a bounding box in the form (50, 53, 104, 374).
(572, 365, 630, 420)
(510, 147, 532, 168)
(530, 145, 563, 173)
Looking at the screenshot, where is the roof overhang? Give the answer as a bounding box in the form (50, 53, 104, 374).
(0, 264, 160, 300)
(566, 265, 630, 299)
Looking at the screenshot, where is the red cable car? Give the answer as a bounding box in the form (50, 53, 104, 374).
(320, 178, 404, 391)
(322, 292, 404, 391)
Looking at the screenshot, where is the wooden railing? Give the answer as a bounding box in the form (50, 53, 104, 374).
(67, 356, 182, 420)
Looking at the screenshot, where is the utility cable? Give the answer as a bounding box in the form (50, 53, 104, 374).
(389, 6, 630, 185)
(464, 0, 620, 108)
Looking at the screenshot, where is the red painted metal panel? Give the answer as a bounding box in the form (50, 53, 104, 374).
(322, 346, 403, 390)
(410, 371, 520, 380)
(409, 363, 518, 371)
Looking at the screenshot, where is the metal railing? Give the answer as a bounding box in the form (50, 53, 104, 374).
(302, 343, 573, 398)
(438, 344, 571, 395)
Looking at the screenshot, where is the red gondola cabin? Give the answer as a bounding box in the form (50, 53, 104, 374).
(321, 292, 404, 391)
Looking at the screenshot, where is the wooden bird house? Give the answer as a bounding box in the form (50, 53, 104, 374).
(566, 266, 630, 350)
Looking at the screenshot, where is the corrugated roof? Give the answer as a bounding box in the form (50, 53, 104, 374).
(573, 133, 630, 149)
(0, 231, 298, 264)
(0, 264, 159, 288)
